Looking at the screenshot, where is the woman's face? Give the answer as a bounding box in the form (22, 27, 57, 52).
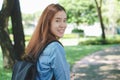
(51, 11, 67, 39)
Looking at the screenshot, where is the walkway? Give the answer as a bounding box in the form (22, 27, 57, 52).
(71, 45, 120, 80)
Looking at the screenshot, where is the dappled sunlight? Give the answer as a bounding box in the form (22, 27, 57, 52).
(105, 46, 120, 53)
(72, 63, 89, 70)
(98, 71, 109, 75)
(104, 55, 120, 60)
(74, 73, 86, 79)
(106, 75, 117, 79)
(71, 46, 120, 80)
(99, 65, 114, 71)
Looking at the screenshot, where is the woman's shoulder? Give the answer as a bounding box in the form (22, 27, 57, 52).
(42, 41, 63, 55)
(47, 41, 63, 50)
(48, 41, 62, 46)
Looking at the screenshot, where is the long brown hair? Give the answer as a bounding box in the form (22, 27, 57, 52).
(25, 4, 66, 59)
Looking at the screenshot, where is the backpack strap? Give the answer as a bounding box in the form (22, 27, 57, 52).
(35, 40, 61, 63)
(35, 40, 61, 80)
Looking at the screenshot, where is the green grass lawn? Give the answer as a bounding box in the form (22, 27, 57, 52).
(0, 44, 115, 80)
(0, 48, 12, 80)
(65, 44, 114, 68)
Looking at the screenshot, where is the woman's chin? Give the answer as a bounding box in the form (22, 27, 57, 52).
(56, 36, 63, 39)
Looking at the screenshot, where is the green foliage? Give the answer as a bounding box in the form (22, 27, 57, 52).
(72, 28, 83, 33)
(60, 0, 120, 27)
(0, 49, 12, 80)
(78, 35, 120, 45)
(7, 18, 13, 34)
(102, 0, 120, 26)
(72, 28, 84, 37)
(0, 68, 12, 80)
(59, 0, 97, 25)
(8, 25, 12, 34)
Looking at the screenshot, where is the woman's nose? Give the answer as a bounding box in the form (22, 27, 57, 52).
(60, 22, 67, 28)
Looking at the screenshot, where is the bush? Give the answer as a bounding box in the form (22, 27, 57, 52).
(79, 37, 120, 45)
(72, 28, 83, 33)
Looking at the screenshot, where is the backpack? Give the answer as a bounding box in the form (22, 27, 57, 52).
(11, 40, 58, 80)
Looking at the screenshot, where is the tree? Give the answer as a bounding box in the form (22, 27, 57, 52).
(59, 0, 97, 25)
(0, 0, 25, 68)
(104, 0, 120, 26)
(94, 0, 106, 43)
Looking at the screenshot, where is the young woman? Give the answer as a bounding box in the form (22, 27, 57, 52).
(25, 4, 70, 80)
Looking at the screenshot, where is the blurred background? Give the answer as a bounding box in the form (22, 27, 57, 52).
(0, 0, 120, 79)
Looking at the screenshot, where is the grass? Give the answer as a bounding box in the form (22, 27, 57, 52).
(0, 44, 116, 80)
(0, 68, 12, 80)
(0, 48, 12, 80)
(64, 44, 114, 68)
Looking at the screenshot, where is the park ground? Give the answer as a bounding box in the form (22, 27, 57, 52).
(70, 45, 120, 80)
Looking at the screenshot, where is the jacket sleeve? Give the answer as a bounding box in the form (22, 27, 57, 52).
(50, 44, 70, 80)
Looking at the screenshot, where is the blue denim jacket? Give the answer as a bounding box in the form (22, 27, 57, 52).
(36, 42, 70, 80)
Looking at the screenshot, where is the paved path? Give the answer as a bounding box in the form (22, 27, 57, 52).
(71, 45, 120, 80)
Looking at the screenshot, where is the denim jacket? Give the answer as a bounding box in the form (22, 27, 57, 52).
(36, 41, 70, 80)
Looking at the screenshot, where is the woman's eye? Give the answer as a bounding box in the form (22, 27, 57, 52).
(64, 20, 66, 22)
(56, 20, 60, 22)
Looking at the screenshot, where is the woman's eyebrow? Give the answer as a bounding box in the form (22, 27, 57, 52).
(55, 17, 67, 19)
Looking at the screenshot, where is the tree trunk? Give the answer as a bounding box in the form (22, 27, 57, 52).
(0, 0, 25, 68)
(98, 7, 106, 40)
(11, 0, 25, 60)
(0, 0, 15, 68)
(95, 0, 106, 44)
